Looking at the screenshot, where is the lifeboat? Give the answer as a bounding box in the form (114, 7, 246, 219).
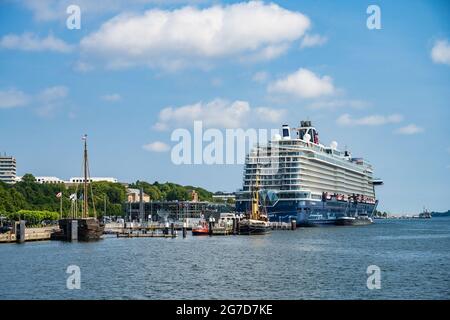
(192, 221, 209, 236)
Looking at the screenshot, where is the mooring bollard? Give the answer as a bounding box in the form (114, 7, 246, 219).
(291, 219, 297, 230)
(182, 222, 187, 238)
(163, 222, 169, 235)
(70, 220, 78, 241)
(208, 217, 213, 236)
(16, 220, 25, 243)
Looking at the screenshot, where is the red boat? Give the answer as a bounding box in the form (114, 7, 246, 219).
(192, 221, 209, 236)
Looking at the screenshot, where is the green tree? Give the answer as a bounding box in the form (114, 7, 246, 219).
(21, 173, 36, 183)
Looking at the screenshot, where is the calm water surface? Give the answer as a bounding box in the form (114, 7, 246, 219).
(1, 218, 449, 299)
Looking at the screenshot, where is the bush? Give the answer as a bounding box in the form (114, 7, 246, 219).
(9, 210, 59, 224)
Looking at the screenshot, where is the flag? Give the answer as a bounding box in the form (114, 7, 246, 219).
(69, 193, 77, 202)
(56, 192, 62, 198)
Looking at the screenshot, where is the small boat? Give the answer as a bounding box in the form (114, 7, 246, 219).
(192, 221, 209, 236)
(418, 207, 432, 219)
(238, 218, 271, 235)
(297, 212, 336, 227)
(239, 174, 270, 235)
(334, 215, 373, 226)
(211, 213, 236, 235)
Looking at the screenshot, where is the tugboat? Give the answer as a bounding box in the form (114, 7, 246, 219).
(53, 135, 104, 241)
(239, 174, 271, 235)
(192, 220, 209, 236)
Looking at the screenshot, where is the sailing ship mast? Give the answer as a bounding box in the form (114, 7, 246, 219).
(251, 173, 260, 220)
(81, 134, 96, 219)
(83, 134, 88, 219)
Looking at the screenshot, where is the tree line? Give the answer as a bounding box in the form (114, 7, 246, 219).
(0, 174, 215, 221)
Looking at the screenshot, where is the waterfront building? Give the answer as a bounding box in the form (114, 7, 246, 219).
(14, 175, 119, 185)
(0, 155, 16, 184)
(127, 188, 150, 203)
(124, 200, 230, 224)
(212, 192, 236, 202)
(34, 176, 64, 184)
(190, 190, 199, 202)
(69, 177, 118, 183)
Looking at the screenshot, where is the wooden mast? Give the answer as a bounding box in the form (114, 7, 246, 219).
(83, 134, 88, 219)
(251, 173, 260, 220)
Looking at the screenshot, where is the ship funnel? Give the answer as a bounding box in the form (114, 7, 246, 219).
(330, 141, 338, 150)
(282, 124, 291, 140)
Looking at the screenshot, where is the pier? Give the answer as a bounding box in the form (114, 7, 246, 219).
(116, 232, 177, 238)
(0, 222, 57, 243)
(270, 221, 297, 230)
(0, 219, 299, 244)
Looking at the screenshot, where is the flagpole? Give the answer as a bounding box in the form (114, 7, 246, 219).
(60, 192, 62, 219)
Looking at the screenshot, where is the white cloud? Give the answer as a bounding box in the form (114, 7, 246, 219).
(0, 86, 69, 116)
(211, 77, 223, 87)
(395, 124, 424, 135)
(80, 2, 310, 69)
(252, 71, 269, 83)
(254, 107, 286, 123)
(0, 32, 72, 53)
(300, 34, 327, 48)
(307, 99, 369, 110)
(74, 61, 94, 73)
(240, 44, 290, 62)
(268, 68, 335, 99)
(36, 86, 69, 117)
(142, 141, 171, 152)
(337, 113, 403, 126)
(101, 93, 121, 102)
(153, 98, 285, 130)
(0, 88, 30, 109)
(20, 0, 208, 21)
(38, 86, 68, 101)
(431, 39, 450, 65)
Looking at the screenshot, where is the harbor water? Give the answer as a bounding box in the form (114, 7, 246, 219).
(1, 218, 449, 300)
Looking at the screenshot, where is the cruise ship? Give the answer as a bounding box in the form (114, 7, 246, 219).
(235, 121, 383, 226)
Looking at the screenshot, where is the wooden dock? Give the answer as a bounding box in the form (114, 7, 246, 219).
(116, 231, 177, 238)
(270, 222, 297, 230)
(0, 226, 58, 243)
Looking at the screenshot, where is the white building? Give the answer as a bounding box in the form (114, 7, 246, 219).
(35, 176, 64, 184)
(0, 155, 16, 184)
(15, 176, 64, 184)
(212, 192, 236, 202)
(69, 177, 118, 183)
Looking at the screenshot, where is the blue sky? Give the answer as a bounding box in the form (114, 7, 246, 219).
(0, 0, 449, 214)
